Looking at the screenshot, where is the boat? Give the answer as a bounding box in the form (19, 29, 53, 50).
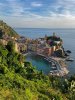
(51, 62, 56, 66)
(44, 57, 49, 61)
(66, 58, 74, 62)
(49, 70, 60, 76)
(44, 58, 49, 62)
(49, 71, 53, 74)
(51, 67, 57, 70)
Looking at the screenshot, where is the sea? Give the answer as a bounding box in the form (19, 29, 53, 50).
(14, 28, 75, 76)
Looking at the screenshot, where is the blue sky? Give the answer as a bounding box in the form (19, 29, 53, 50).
(0, 0, 75, 28)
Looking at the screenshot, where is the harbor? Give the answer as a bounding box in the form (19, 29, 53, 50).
(26, 52, 69, 77)
(15, 32, 74, 77)
(38, 54, 69, 76)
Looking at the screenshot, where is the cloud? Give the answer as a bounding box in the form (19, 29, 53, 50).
(1, 0, 75, 28)
(2, 15, 75, 28)
(31, 2, 43, 7)
(54, 0, 75, 15)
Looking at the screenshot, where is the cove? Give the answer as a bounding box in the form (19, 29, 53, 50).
(26, 54, 52, 74)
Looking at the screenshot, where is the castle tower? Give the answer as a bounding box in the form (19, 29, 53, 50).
(53, 32, 56, 37)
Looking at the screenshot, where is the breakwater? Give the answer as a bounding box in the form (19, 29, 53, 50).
(29, 52, 69, 76)
(26, 52, 69, 77)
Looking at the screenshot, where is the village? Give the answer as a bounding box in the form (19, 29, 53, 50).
(0, 32, 65, 56)
(0, 32, 70, 76)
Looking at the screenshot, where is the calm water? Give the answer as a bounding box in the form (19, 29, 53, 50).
(14, 28, 75, 76)
(26, 54, 52, 74)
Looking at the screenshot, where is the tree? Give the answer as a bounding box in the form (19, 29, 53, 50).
(6, 41, 15, 52)
(0, 64, 8, 74)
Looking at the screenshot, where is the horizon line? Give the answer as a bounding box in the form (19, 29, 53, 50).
(13, 27, 75, 29)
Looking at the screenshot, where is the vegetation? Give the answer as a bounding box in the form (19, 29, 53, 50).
(0, 22, 74, 99)
(47, 35, 62, 41)
(0, 20, 19, 38)
(0, 41, 75, 100)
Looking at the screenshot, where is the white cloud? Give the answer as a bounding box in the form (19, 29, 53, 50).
(1, 13, 75, 28)
(1, 0, 75, 28)
(55, 0, 75, 14)
(31, 2, 43, 7)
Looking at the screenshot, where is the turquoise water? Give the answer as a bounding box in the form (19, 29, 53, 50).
(14, 28, 75, 76)
(26, 54, 52, 74)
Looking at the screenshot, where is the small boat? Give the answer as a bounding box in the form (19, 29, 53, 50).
(50, 71, 53, 73)
(51, 67, 57, 70)
(44, 58, 47, 60)
(66, 58, 74, 62)
(49, 60, 51, 63)
(51, 62, 56, 66)
(44, 58, 49, 61)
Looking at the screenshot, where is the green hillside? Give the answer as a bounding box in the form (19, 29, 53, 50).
(0, 20, 19, 38)
(0, 41, 75, 100)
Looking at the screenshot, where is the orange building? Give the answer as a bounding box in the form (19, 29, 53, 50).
(44, 47, 52, 56)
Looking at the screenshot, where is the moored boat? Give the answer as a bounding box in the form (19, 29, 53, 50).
(66, 57, 74, 62)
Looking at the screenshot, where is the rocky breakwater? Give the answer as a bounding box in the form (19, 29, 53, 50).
(49, 57, 69, 77)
